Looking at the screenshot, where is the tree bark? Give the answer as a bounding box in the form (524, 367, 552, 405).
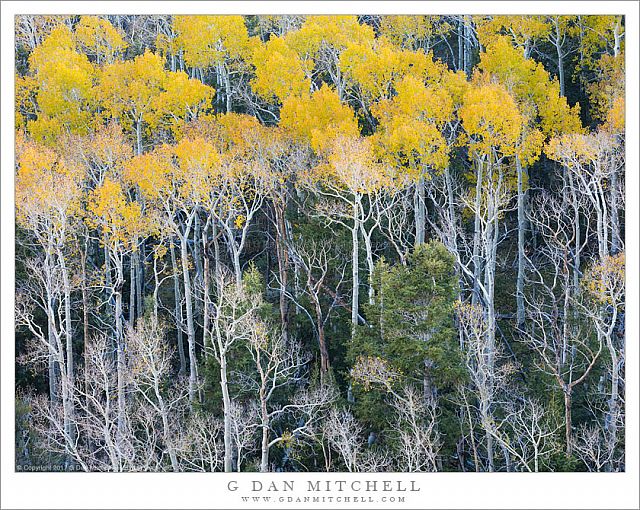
(170, 242, 186, 375)
(129, 253, 136, 324)
(114, 254, 126, 441)
(609, 156, 621, 254)
(351, 196, 361, 339)
(220, 351, 233, 472)
(313, 296, 330, 382)
(80, 240, 90, 406)
(274, 204, 290, 341)
(471, 158, 484, 305)
(516, 154, 526, 327)
(414, 176, 426, 246)
(260, 393, 270, 472)
(564, 387, 573, 456)
(180, 221, 198, 405)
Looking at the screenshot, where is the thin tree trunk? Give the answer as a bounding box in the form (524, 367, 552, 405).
(557, 43, 565, 97)
(610, 157, 620, 254)
(220, 351, 233, 472)
(458, 17, 464, 71)
(135, 118, 142, 156)
(156, 383, 179, 471)
(114, 255, 126, 441)
(564, 387, 573, 456)
(152, 251, 160, 322)
(414, 176, 426, 246)
(463, 15, 472, 76)
(180, 220, 198, 405)
(80, 241, 90, 407)
(605, 310, 620, 471)
(45, 249, 59, 403)
(136, 244, 144, 318)
(231, 247, 242, 290)
(274, 204, 290, 341)
(212, 220, 222, 294)
(193, 212, 203, 282)
(351, 197, 361, 338)
(472, 158, 484, 305)
(202, 218, 211, 357)
(516, 154, 526, 327)
(260, 397, 269, 472)
(314, 296, 330, 382)
(568, 170, 581, 292)
(360, 223, 376, 304)
(57, 247, 74, 395)
(170, 242, 186, 375)
(129, 253, 136, 325)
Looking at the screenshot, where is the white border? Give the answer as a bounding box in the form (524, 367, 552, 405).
(1, 2, 638, 509)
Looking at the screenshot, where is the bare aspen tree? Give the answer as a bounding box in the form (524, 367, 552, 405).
(522, 190, 602, 455)
(127, 318, 186, 471)
(391, 387, 441, 472)
(241, 320, 310, 472)
(456, 301, 510, 472)
(209, 271, 263, 471)
(228, 400, 259, 472)
(287, 237, 348, 381)
(484, 396, 562, 472)
(580, 254, 625, 471)
(176, 412, 224, 472)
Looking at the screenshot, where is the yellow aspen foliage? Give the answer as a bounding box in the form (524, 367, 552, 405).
(343, 43, 464, 106)
(280, 84, 359, 154)
(583, 253, 625, 306)
(459, 82, 522, 159)
(251, 35, 310, 103)
(146, 71, 215, 135)
(97, 50, 165, 123)
(577, 15, 624, 71)
(340, 37, 426, 102)
(74, 16, 128, 64)
(173, 15, 256, 69)
(586, 53, 624, 126)
(372, 74, 453, 176)
(604, 97, 625, 136)
(477, 36, 582, 165)
(285, 15, 374, 64)
(63, 123, 134, 185)
(155, 27, 178, 61)
(15, 74, 38, 131)
(317, 135, 391, 195)
(173, 137, 222, 201)
(16, 140, 82, 229)
(474, 15, 550, 52)
(187, 112, 265, 154)
(545, 131, 615, 170)
(123, 150, 175, 201)
(28, 24, 86, 74)
(125, 138, 220, 208)
(198, 114, 293, 207)
(87, 177, 146, 247)
(27, 25, 96, 142)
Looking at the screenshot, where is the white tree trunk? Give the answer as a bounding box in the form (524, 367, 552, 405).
(180, 229, 198, 405)
(170, 242, 186, 375)
(516, 155, 526, 327)
(414, 176, 426, 246)
(351, 197, 361, 338)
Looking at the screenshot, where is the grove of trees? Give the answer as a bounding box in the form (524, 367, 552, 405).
(14, 14, 625, 472)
